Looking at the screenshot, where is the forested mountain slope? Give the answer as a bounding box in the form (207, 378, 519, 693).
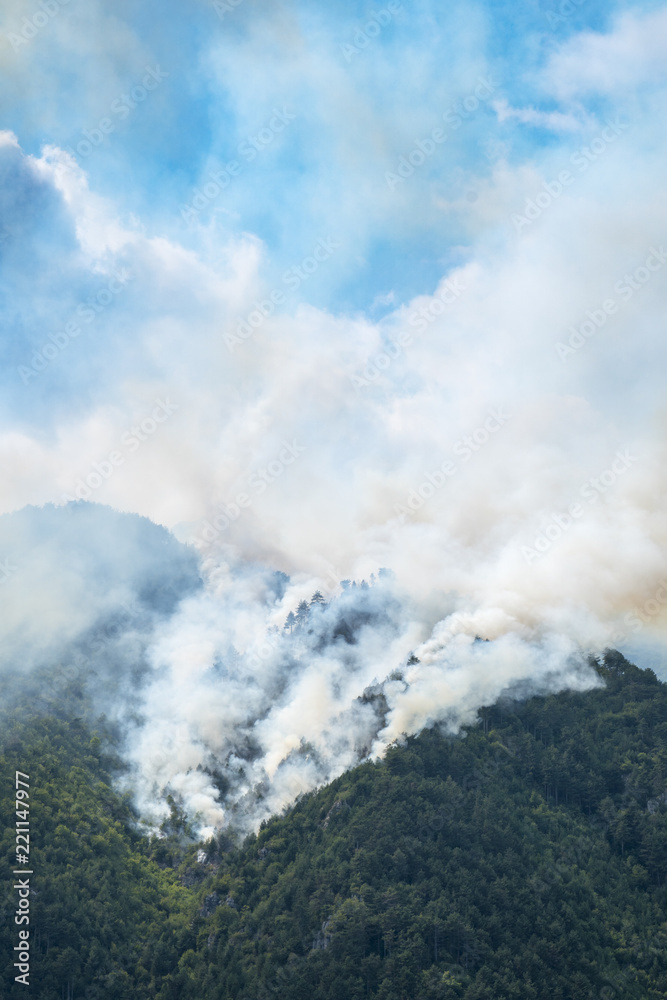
(3, 651, 667, 999)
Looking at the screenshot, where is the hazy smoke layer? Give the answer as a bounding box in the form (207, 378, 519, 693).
(2, 8, 667, 833)
(0, 503, 201, 718)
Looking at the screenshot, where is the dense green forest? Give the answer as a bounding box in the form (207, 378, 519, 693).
(3, 650, 667, 999)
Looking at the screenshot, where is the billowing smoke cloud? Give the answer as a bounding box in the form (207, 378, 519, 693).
(0, 502, 604, 838)
(1, 7, 667, 834)
(125, 565, 603, 836)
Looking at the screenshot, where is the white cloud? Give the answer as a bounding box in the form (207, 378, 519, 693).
(543, 6, 667, 99)
(492, 98, 584, 132)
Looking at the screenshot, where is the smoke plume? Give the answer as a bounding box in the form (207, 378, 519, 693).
(1, 6, 667, 833)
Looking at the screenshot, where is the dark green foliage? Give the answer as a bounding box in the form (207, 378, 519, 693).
(0, 712, 197, 1000)
(3, 651, 667, 998)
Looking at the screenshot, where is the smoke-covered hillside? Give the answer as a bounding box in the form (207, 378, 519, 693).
(3, 1, 667, 995)
(2, 0, 667, 842)
(0, 501, 608, 837)
(2, 652, 667, 999)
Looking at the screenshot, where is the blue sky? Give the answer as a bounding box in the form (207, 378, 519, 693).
(0, 0, 648, 314)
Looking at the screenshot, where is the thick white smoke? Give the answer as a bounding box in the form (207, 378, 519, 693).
(126, 565, 603, 837)
(1, 8, 667, 833)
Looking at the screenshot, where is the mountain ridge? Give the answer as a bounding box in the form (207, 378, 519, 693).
(2, 651, 667, 998)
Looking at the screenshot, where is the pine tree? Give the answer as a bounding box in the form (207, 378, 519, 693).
(310, 591, 326, 608)
(284, 611, 296, 633)
(295, 600, 310, 628)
